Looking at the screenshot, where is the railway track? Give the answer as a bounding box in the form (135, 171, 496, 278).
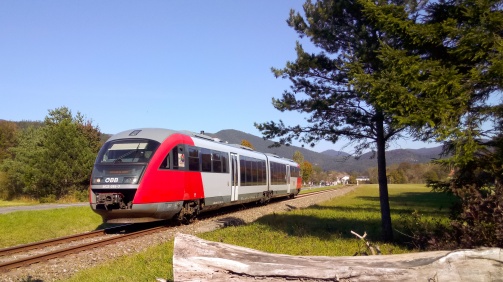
(296, 187, 340, 199)
(0, 222, 169, 272)
(0, 187, 342, 273)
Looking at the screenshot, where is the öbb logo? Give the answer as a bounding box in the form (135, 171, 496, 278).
(105, 177, 119, 183)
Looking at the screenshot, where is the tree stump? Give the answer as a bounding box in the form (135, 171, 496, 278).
(173, 233, 503, 281)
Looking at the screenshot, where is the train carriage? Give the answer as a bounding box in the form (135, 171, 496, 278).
(89, 128, 301, 223)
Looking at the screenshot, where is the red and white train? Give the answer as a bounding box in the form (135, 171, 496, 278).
(89, 128, 301, 223)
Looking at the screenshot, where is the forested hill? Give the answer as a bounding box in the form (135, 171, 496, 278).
(2, 120, 443, 173)
(209, 129, 444, 173)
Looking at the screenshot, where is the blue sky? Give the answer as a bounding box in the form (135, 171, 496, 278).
(0, 1, 437, 153)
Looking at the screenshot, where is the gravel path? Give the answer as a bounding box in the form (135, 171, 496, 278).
(1, 186, 357, 282)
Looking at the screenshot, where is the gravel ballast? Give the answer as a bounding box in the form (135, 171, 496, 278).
(1, 186, 356, 282)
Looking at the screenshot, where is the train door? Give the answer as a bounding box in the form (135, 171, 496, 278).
(286, 165, 291, 194)
(231, 153, 239, 201)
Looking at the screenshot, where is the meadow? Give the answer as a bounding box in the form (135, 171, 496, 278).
(0, 184, 455, 281)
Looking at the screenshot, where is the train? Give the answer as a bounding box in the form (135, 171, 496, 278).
(89, 128, 302, 223)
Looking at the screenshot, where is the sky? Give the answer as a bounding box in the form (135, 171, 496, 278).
(0, 1, 439, 153)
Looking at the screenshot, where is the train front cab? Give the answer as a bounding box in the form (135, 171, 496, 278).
(89, 132, 197, 223)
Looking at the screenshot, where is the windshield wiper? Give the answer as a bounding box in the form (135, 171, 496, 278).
(114, 144, 141, 163)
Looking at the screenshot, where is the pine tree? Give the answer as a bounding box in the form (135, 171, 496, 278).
(2, 107, 101, 200)
(255, 0, 416, 241)
(354, 0, 503, 247)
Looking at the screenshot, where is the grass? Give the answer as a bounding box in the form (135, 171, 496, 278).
(65, 184, 455, 281)
(0, 207, 103, 248)
(65, 242, 174, 282)
(0, 184, 455, 281)
(0, 198, 39, 207)
(198, 184, 454, 256)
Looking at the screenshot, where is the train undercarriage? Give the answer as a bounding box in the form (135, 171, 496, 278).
(92, 188, 298, 224)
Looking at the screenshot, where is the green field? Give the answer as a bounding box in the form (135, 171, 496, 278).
(0, 184, 455, 281)
(0, 207, 103, 248)
(0, 199, 38, 208)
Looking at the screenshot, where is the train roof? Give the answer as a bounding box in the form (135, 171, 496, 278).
(107, 128, 179, 143)
(107, 128, 298, 165)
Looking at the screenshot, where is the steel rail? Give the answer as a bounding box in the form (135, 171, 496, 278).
(0, 224, 132, 257)
(0, 225, 167, 272)
(295, 187, 342, 199)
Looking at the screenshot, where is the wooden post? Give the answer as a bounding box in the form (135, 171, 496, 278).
(173, 233, 503, 281)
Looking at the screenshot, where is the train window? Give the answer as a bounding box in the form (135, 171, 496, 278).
(258, 160, 265, 185)
(246, 159, 252, 184)
(212, 152, 222, 173)
(177, 146, 185, 168)
(201, 148, 211, 172)
(97, 139, 160, 164)
(251, 159, 257, 184)
(240, 158, 246, 185)
(270, 162, 287, 185)
(159, 146, 185, 170)
(238, 156, 265, 186)
(159, 154, 170, 169)
(221, 152, 228, 173)
(188, 147, 200, 171)
(291, 166, 300, 177)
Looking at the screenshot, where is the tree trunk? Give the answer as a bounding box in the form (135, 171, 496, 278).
(375, 112, 393, 242)
(173, 233, 503, 282)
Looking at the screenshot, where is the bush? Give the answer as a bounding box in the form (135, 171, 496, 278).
(447, 185, 503, 248)
(58, 188, 89, 203)
(0, 171, 8, 200)
(395, 210, 453, 250)
(40, 194, 57, 203)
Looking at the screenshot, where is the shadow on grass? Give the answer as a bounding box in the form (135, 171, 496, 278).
(306, 204, 448, 217)
(255, 212, 383, 242)
(357, 191, 456, 213)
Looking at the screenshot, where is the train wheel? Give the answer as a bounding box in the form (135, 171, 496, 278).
(176, 201, 200, 225)
(259, 191, 272, 205)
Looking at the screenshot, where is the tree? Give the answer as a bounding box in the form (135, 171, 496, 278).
(255, 0, 412, 241)
(301, 160, 313, 183)
(293, 150, 304, 165)
(1, 126, 45, 199)
(292, 150, 313, 184)
(40, 107, 101, 198)
(354, 0, 503, 160)
(0, 121, 19, 162)
(241, 139, 255, 150)
(354, 0, 503, 248)
(292, 150, 304, 180)
(2, 107, 101, 200)
(310, 165, 324, 185)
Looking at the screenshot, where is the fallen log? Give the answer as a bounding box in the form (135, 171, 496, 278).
(173, 233, 503, 281)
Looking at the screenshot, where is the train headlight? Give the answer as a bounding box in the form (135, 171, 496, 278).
(123, 177, 138, 184)
(94, 178, 103, 184)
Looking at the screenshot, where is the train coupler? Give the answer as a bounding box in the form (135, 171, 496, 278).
(96, 193, 130, 210)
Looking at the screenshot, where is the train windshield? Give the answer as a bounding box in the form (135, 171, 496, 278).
(96, 139, 160, 164)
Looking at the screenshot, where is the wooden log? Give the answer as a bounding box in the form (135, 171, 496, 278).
(173, 233, 503, 281)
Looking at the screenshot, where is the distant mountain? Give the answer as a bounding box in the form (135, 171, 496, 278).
(209, 129, 444, 173)
(321, 149, 351, 158)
